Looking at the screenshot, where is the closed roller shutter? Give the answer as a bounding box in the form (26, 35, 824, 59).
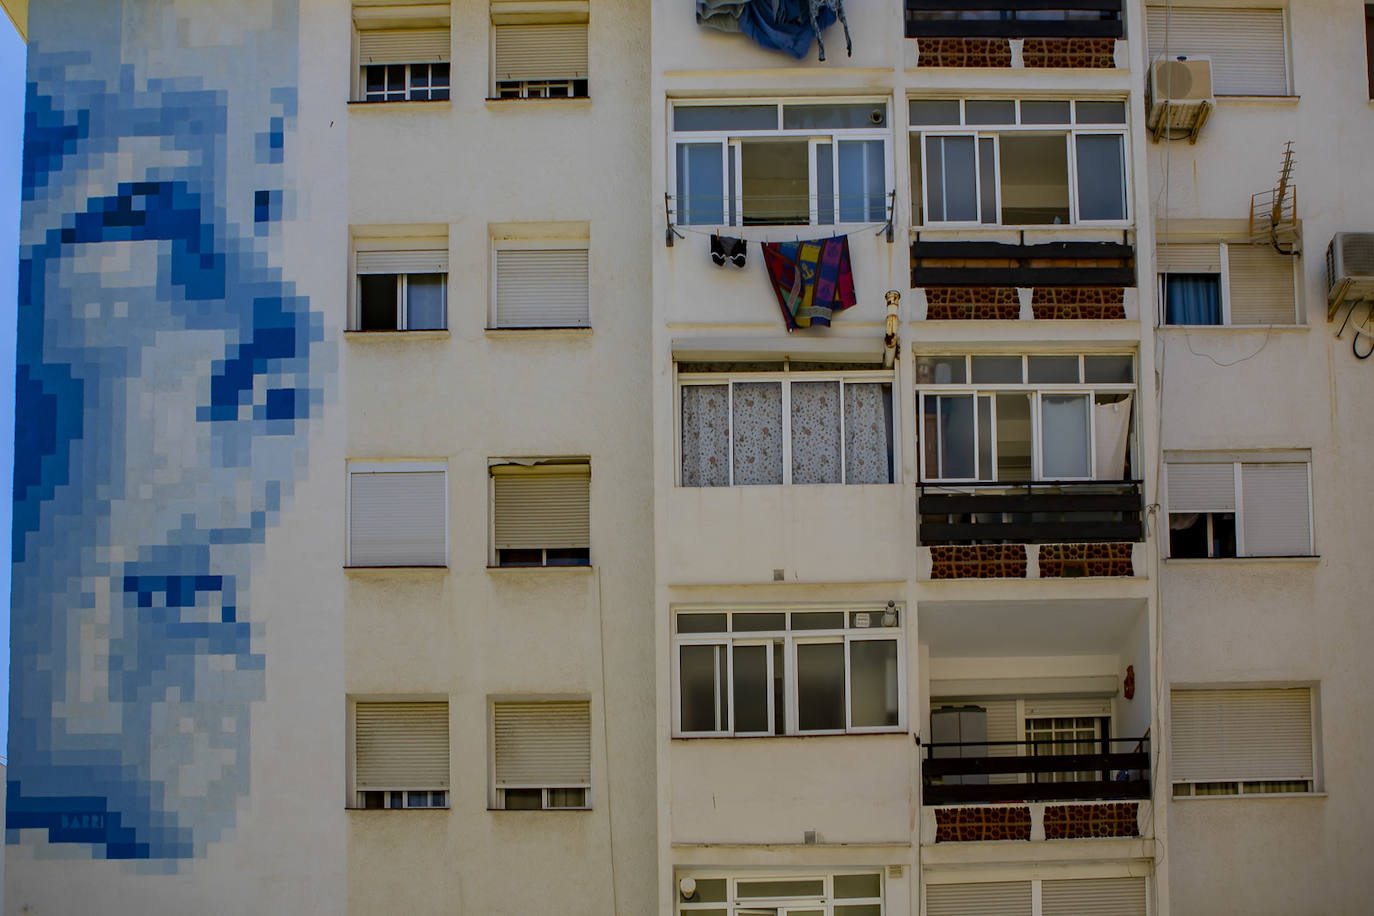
(1042, 878, 1147, 916)
(1156, 242, 1220, 274)
(495, 248, 590, 327)
(493, 701, 592, 787)
(926, 881, 1032, 916)
(1146, 7, 1288, 96)
(492, 463, 590, 549)
(356, 247, 449, 274)
(1227, 245, 1297, 324)
(1167, 462, 1235, 512)
(349, 469, 447, 566)
(1171, 687, 1313, 782)
(494, 24, 589, 81)
(358, 27, 450, 64)
(1240, 463, 1311, 556)
(355, 702, 449, 790)
(1024, 697, 1112, 718)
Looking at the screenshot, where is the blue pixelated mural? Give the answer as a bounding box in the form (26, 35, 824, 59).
(8, 0, 327, 863)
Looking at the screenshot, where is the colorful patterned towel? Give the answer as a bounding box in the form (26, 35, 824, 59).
(760, 235, 857, 329)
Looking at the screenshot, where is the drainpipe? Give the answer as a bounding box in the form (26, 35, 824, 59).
(883, 290, 901, 368)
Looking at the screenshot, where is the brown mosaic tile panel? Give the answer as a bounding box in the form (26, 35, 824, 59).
(1021, 38, 1117, 69)
(1038, 542, 1134, 578)
(935, 805, 1032, 842)
(917, 38, 1013, 68)
(924, 287, 1020, 320)
(930, 544, 1028, 579)
(1043, 802, 1140, 839)
(1031, 286, 1127, 320)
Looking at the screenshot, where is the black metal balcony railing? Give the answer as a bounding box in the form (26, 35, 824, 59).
(905, 0, 1125, 40)
(910, 240, 1137, 289)
(924, 737, 1151, 805)
(919, 480, 1144, 545)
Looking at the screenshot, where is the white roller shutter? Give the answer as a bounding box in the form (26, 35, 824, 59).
(1156, 242, 1220, 274)
(355, 702, 449, 790)
(1227, 245, 1297, 324)
(1024, 697, 1112, 718)
(356, 247, 449, 274)
(1241, 463, 1311, 556)
(358, 27, 450, 64)
(1167, 462, 1235, 512)
(926, 882, 1032, 916)
(493, 701, 592, 787)
(1171, 688, 1314, 782)
(1146, 7, 1288, 96)
(349, 469, 447, 566)
(492, 463, 590, 549)
(494, 248, 590, 327)
(1042, 878, 1147, 916)
(493, 24, 588, 81)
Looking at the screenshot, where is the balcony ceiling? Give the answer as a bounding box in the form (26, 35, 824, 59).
(919, 597, 1145, 657)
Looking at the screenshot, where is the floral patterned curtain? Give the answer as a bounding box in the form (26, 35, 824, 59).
(844, 382, 892, 484)
(681, 385, 729, 486)
(732, 381, 784, 485)
(791, 381, 842, 484)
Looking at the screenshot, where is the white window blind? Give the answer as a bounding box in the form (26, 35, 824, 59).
(1156, 242, 1220, 274)
(358, 27, 451, 65)
(356, 247, 449, 274)
(1241, 463, 1311, 556)
(492, 701, 592, 788)
(1023, 697, 1112, 718)
(494, 248, 590, 328)
(1227, 245, 1297, 324)
(492, 463, 590, 549)
(1146, 7, 1288, 96)
(926, 882, 1032, 916)
(349, 468, 447, 566)
(493, 24, 588, 81)
(355, 702, 450, 790)
(1171, 687, 1314, 783)
(1041, 878, 1147, 916)
(1167, 462, 1236, 512)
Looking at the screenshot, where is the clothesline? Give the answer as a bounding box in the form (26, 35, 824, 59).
(668, 222, 889, 241)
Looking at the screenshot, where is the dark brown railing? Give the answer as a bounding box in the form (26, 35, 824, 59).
(918, 480, 1144, 545)
(924, 737, 1150, 805)
(905, 0, 1125, 40)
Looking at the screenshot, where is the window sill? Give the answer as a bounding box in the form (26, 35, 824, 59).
(1160, 324, 1307, 333)
(1163, 556, 1319, 566)
(1171, 792, 1325, 802)
(484, 326, 593, 338)
(345, 330, 450, 341)
(344, 565, 450, 577)
(348, 99, 453, 110)
(484, 97, 591, 110)
(1215, 95, 1300, 106)
(347, 806, 451, 812)
(487, 806, 592, 812)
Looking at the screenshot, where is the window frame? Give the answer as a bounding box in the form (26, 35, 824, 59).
(488, 458, 592, 568)
(489, 237, 592, 329)
(1169, 685, 1319, 797)
(677, 363, 900, 487)
(351, 3, 452, 103)
(1157, 242, 1301, 327)
(346, 460, 449, 568)
(351, 238, 450, 332)
(349, 698, 451, 811)
(908, 97, 1130, 229)
(670, 98, 895, 228)
(488, 16, 590, 101)
(489, 698, 593, 811)
(676, 870, 886, 914)
(1165, 457, 1314, 558)
(672, 606, 906, 738)
(361, 62, 451, 103)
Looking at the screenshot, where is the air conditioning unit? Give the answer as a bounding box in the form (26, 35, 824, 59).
(1147, 56, 1214, 143)
(1326, 232, 1374, 318)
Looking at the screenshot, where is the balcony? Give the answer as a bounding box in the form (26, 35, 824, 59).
(919, 480, 1144, 546)
(904, 0, 1126, 39)
(911, 241, 1136, 288)
(923, 737, 1150, 804)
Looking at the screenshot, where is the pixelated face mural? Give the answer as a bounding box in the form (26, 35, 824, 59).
(7, 0, 328, 863)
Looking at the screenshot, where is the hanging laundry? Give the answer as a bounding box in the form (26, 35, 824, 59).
(697, 0, 853, 61)
(761, 236, 856, 329)
(696, 0, 749, 32)
(711, 234, 748, 268)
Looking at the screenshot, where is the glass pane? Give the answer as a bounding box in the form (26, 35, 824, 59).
(503, 788, 542, 810)
(930, 394, 975, 479)
(1000, 134, 1070, 225)
(791, 381, 842, 484)
(996, 393, 1033, 482)
(971, 355, 1022, 383)
(1041, 394, 1092, 478)
(839, 140, 885, 222)
(728, 144, 738, 227)
(849, 640, 899, 728)
(675, 104, 777, 131)
(733, 644, 770, 732)
(835, 907, 882, 916)
(978, 136, 997, 224)
(843, 383, 893, 484)
(785, 103, 885, 129)
(1028, 355, 1080, 383)
(405, 274, 446, 330)
(797, 642, 845, 731)
(916, 355, 966, 384)
(681, 385, 730, 487)
(1168, 513, 1209, 558)
(1076, 134, 1127, 220)
(732, 382, 784, 485)
(679, 644, 722, 731)
(1021, 100, 1071, 124)
(965, 99, 1015, 124)
(358, 274, 398, 330)
(738, 879, 826, 898)
(910, 99, 961, 125)
(1084, 354, 1134, 383)
(693, 879, 728, 903)
(773, 641, 786, 735)
(816, 143, 834, 225)
(547, 788, 586, 808)
(741, 140, 810, 225)
(977, 395, 993, 480)
(834, 874, 882, 898)
(926, 136, 976, 222)
(734, 612, 786, 631)
(792, 611, 845, 630)
(677, 143, 724, 226)
(677, 613, 727, 634)
(1076, 100, 1127, 123)
(909, 134, 923, 224)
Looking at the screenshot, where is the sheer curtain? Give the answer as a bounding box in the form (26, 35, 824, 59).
(843, 383, 893, 484)
(1040, 394, 1091, 478)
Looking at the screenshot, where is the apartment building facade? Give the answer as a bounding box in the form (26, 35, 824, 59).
(5, 1, 1374, 914)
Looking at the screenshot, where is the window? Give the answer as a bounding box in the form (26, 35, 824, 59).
(1145, 7, 1289, 96)
(909, 98, 1128, 227)
(930, 696, 1114, 786)
(677, 871, 885, 915)
(1158, 243, 1298, 325)
(1166, 455, 1312, 557)
(679, 362, 895, 487)
(1171, 687, 1317, 796)
(490, 1, 589, 99)
(674, 607, 903, 737)
(347, 462, 447, 567)
(491, 241, 590, 328)
(352, 701, 449, 809)
(490, 460, 590, 567)
(926, 878, 1146, 916)
(352, 240, 448, 331)
(672, 101, 891, 227)
(916, 354, 1136, 482)
(353, 2, 451, 102)
(491, 700, 591, 809)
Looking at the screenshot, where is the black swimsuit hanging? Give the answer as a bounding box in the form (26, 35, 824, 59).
(710, 233, 747, 268)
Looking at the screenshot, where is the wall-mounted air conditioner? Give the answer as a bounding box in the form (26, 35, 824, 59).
(1326, 232, 1374, 319)
(1147, 56, 1214, 143)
